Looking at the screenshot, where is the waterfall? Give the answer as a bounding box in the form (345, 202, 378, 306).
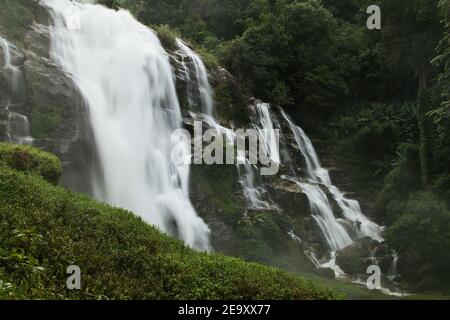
(0, 37, 12, 67)
(1, 36, 31, 145)
(7, 112, 33, 145)
(283, 175, 352, 251)
(175, 39, 272, 210)
(280, 109, 383, 251)
(254, 103, 280, 165)
(42, 0, 210, 250)
(236, 102, 278, 210)
(388, 252, 399, 281)
(237, 102, 282, 210)
(279, 109, 384, 277)
(175, 39, 214, 116)
(237, 155, 271, 210)
(0, 36, 21, 94)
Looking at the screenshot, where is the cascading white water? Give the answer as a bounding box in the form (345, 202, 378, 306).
(7, 112, 33, 145)
(254, 103, 280, 165)
(42, 0, 210, 250)
(175, 39, 271, 210)
(1, 36, 31, 145)
(280, 109, 383, 251)
(175, 39, 214, 116)
(0, 36, 21, 94)
(237, 154, 271, 210)
(236, 102, 283, 210)
(0, 37, 12, 67)
(388, 252, 399, 281)
(286, 177, 353, 251)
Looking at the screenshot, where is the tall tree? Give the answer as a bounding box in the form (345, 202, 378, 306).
(378, 0, 443, 186)
(432, 0, 450, 119)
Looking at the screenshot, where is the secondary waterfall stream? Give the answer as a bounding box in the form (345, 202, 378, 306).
(1, 36, 32, 145)
(0, 36, 21, 93)
(175, 38, 272, 210)
(175, 39, 214, 117)
(280, 109, 384, 276)
(281, 110, 383, 246)
(42, 0, 210, 250)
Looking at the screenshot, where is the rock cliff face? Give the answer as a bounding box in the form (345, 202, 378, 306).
(0, 0, 391, 281)
(1, 1, 93, 193)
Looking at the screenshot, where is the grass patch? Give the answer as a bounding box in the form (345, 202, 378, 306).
(152, 24, 180, 51)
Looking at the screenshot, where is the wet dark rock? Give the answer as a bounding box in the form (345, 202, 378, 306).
(336, 237, 392, 276)
(25, 24, 51, 59)
(267, 179, 310, 217)
(316, 267, 336, 279)
(0, 1, 93, 193)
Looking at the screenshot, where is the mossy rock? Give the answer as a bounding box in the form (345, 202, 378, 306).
(152, 24, 180, 51)
(0, 0, 36, 45)
(0, 143, 62, 184)
(30, 107, 63, 139)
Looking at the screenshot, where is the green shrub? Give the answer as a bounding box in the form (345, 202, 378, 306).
(195, 46, 219, 70)
(385, 192, 450, 291)
(152, 24, 180, 51)
(0, 0, 35, 43)
(31, 108, 62, 139)
(433, 174, 450, 207)
(0, 145, 343, 300)
(0, 143, 62, 184)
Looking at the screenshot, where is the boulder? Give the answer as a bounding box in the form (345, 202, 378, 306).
(24, 24, 51, 59)
(336, 237, 392, 275)
(267, 179, 310, 217)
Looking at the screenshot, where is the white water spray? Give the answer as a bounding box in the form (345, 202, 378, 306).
(0, 37, 12, 68)
(0, 36, 21, 96)
(280, 110, 384, 277)
(175, 39, 214, 116)
(278, 113, 403, 294)
(1, 37, 31, 145)
(281, 109, 383, 251)
(7, 112, 33, 145)
(175, 39, 272, 210)
(42, 0, 210, 250)
(254, 103, 280, 165)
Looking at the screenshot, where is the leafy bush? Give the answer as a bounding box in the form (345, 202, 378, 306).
(0, 143, 62, 184)
(0, 0, 35, 42)
(376, 143, 422, 221)
(0, 144, 342, 300)
(433, 174, 450, 207)
(385, 192, 450, 291)
(152, 24, 180, 51)
(31, 108, 63, 139)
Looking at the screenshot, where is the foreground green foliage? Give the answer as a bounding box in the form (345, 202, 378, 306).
(0, 144, 342, 300)
(0, 143, 62, 185)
